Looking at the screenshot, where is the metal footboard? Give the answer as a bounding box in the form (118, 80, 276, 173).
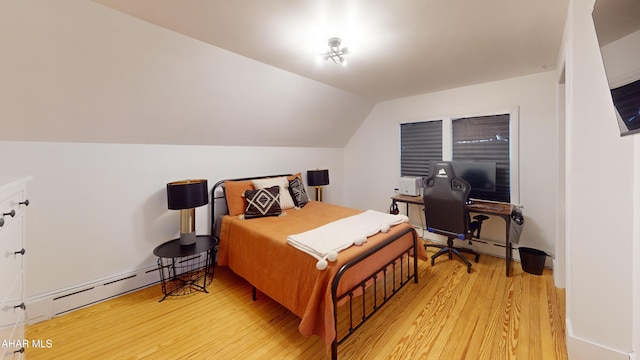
(330, 226, 419, 360)
(210, 176, 419, 360)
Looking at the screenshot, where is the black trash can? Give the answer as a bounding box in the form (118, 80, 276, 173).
(518, 247, 547, 275)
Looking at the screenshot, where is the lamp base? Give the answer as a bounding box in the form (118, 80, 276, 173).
(315, 186, 324, 202)
(179, 208, 197, 246)
(179, 231, 197, 246)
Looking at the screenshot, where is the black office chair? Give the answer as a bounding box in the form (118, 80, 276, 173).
(423, 162, 487, 273)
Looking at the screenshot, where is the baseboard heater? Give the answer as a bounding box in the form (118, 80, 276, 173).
(26, 265, 160, 325)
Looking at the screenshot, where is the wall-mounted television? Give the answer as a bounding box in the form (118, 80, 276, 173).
(610, 77, 640, 134)
(592, 0, 640, 136)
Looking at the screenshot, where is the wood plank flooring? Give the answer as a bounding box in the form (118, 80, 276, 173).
(26, 247, 567, 359)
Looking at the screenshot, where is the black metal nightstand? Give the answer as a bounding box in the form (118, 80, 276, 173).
(153, 235, 219, 302)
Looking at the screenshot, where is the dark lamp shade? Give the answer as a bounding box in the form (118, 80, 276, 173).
(307, 169, 330, 187)
(167, 179, 208, 210)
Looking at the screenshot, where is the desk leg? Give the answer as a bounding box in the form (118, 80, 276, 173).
(505, 217, 512, 277)
(391, 199, 411, 217)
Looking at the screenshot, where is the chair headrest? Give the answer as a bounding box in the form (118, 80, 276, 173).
(425, 161, 469, 193)
(431, 162, 456, 181)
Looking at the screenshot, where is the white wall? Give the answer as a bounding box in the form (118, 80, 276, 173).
(562, 0, 636, 358)
(343, 71, 559, 255)
(635, 137, 640, 358)
(601, 23, 640, 360)
(0, 141, 344, 298)
(555, 75, 567, 288)
(0, 0, 355, 302)
(0, 0, 374, 148)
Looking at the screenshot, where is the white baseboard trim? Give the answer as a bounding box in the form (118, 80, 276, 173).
(566, 319, 632, 360)
(25, 265, 160, 325)
(552, 258, 566, 288)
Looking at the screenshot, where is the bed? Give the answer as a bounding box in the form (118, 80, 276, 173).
(210, 174, 424, 359)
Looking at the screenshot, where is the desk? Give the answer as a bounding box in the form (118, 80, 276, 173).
(391, 194, 515, 276)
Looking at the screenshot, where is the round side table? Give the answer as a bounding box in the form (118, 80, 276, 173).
(153, 235, 218, 302)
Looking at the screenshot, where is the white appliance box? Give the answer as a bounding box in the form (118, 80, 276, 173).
(399, 176, 423, 196)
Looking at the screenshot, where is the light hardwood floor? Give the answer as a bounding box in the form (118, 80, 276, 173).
(27, 247, 567, 359)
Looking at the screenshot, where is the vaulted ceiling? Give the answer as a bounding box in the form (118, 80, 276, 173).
(2, 1, 580, 147)
(93, 0, 570, 102)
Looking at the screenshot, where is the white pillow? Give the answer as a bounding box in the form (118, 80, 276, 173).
(252, 177, 296, 210)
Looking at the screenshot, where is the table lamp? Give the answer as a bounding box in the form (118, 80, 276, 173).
(167, 179, 208, 246)
(307, 169, 329, 202)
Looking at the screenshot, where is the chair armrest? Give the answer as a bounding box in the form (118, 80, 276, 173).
(471, 215, 489, 238)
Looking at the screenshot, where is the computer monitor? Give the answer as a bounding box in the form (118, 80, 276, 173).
(430, 160, 497, 200)
(451, 161, 496, 192)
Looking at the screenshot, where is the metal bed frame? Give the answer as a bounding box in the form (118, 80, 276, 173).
(210, 175, 419, 360)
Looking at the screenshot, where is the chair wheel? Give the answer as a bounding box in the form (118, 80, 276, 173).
(467, 265, 472, 273)
(475, 255, 480, 263)
(431, 258, 435, 266)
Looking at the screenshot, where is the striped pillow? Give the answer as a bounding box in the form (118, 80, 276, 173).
(288, 177, 309, 208)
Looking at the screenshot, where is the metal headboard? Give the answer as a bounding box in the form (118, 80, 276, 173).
(210, 174, 293, 237)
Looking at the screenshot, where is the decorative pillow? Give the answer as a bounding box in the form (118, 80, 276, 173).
(224, 180, 255, 216)
(243, 186, 282, 219)
(252, 177, 296, 209)
(288, 176, 309, 208)
(287, 172, 302, 182)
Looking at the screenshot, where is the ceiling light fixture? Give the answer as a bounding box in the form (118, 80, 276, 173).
(321, 37, 349, 65)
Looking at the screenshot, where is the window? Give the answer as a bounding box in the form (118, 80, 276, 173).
(452, 114, 510, 203)
(400, 109, 518, 204)
(400, 120, 442, 177)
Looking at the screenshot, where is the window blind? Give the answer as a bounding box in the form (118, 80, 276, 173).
(400, 120, 442, 177)
(452, 114, 510, 203)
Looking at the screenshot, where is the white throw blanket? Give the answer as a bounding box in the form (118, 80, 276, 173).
(287, 210, 409, 270)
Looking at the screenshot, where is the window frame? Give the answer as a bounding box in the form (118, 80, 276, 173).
(399, 107, 520, 205)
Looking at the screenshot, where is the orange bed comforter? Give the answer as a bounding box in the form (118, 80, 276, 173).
(218, 201, 422, 348)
